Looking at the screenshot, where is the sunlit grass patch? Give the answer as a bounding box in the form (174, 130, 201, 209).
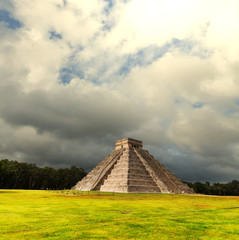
(0, 190, 239, 239)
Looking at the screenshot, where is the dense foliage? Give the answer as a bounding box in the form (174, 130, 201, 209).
(187, 181, 239, 196)
(0, 159, 87, 190)
(1, 159, 239, 195)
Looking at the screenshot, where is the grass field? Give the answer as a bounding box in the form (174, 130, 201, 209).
(0, 190, 239, 240)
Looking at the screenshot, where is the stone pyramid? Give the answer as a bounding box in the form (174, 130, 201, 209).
(73, 138, 194, 194)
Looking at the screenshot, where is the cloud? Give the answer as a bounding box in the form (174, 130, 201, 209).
(0, 0, 239, 182)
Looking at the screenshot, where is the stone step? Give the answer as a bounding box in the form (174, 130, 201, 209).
(99, 172, 153, 180)
(128, 179, 158, 186)
(100, 185, 128, 192)
(128, 174, 152, 180)
(136, 149, 183, 193)
(128, 185, 161, 193)
(128, 168, 150, 175)
(74, 149, 124, 191)
(103, 179, 128, 185)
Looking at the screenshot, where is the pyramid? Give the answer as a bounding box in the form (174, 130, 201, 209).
(73, 138, 194, 194)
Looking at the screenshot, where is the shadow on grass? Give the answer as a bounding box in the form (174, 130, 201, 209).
(0, 190, 19, 194)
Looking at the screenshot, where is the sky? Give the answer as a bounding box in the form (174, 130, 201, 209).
(1, 0, 239, 182)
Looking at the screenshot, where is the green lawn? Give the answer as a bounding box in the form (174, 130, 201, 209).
(0, 190, 239, 239)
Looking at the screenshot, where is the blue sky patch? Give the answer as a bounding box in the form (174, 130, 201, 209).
(62, 0, 67, 7)
(58, 37, 211, 85)
(102, 20, 114, 32)
(59, 66, 84, 84)
(223, 100, 239, 116)
(59, 67, 72, 84)
(118, 38, 211, 76)
(0, 9, 22, 29)
(118, 44, 170, 75)
(58, 46, 85, 84)
(56, 0, 67, 8)
(49, 31, 62, 40)
(235, 99, 239, 106)
(103, 0, 114, 15)
(192, 102, 206, 109)
(172, 38, 211, 58)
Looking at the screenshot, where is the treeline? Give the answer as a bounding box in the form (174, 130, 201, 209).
(187, 181, 239, 196)
(0, 159, 87, 190)
(1, 159, 239, 195)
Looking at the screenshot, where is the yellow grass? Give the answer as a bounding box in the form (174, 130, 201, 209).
(0, 190, 239, 239)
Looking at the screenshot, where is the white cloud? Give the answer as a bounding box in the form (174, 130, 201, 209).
(1, 0, 239, 181)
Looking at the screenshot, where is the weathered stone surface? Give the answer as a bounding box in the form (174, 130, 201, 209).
(72, 138, 194, 194)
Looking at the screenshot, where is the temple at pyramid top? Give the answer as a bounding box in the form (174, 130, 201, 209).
(115, 138, 142, 149)
(73, 138, 194, 194)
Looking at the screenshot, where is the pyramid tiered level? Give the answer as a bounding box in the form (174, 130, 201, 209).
(73, 138, 194, 194)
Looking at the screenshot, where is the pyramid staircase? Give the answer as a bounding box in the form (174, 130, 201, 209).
(73, 138, 194, 194)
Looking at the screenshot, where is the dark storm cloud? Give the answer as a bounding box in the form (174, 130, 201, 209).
(0, 120, 114, 171)
(0, 79, 149, 171)
(160, 153, 239, 183)
(0, 83, 148, 140)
